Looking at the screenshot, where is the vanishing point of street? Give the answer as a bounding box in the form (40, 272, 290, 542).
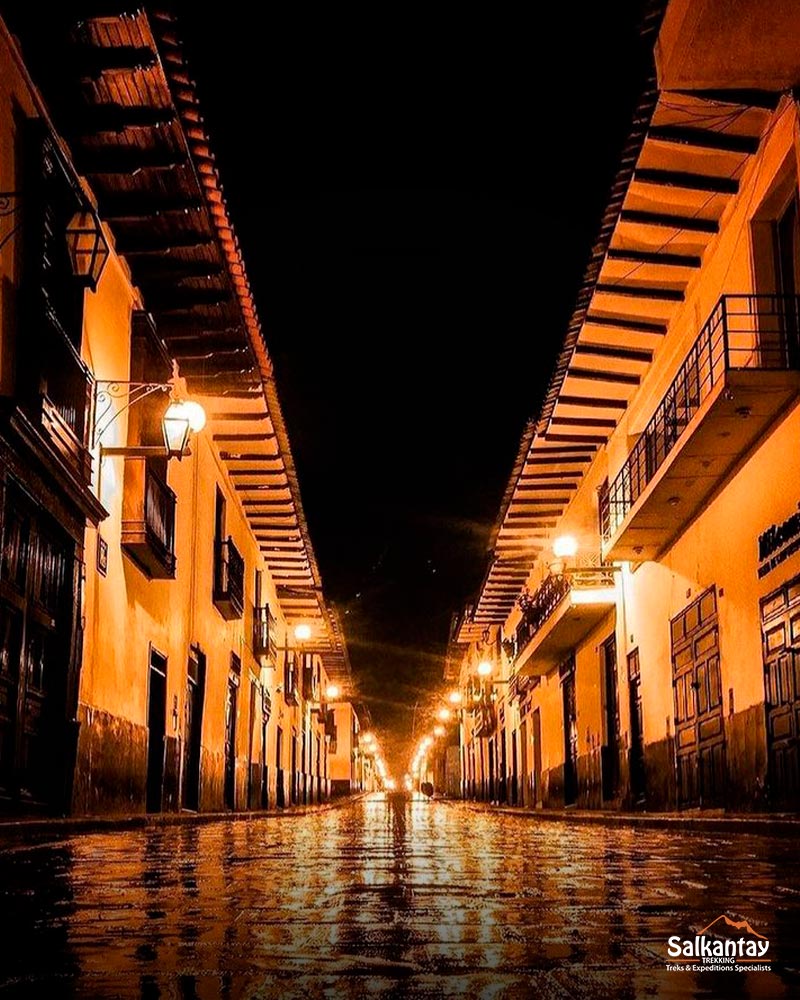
(1, 797, 798, 999)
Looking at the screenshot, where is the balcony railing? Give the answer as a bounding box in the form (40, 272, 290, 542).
(601, 294, 800, 542)
(513, 567, 617, 669)
(302, 661, 318, 703)
(121, 459, 176, 578)
(32, 321, 94, 484)
(253, 604, 277, 659)
(284, 655, 299, 706)
(213, 537, 244, 620)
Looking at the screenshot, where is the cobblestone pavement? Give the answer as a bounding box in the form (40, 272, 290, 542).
(1, 794, 799, 998)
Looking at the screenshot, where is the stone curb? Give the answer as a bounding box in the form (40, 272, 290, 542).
(0, 792, 367, 848)
(441, 799, 800, 837)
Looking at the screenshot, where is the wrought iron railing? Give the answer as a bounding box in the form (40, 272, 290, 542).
(601, 294, 800, 540)
(144, 465, 176, 570)
(253, 604, 277, 658)
(36, 322, 94, 483)
(514, 567, 616, 654)
(214, 537, 244, 618)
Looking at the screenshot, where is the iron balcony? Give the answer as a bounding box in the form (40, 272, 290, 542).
(600, 295, 800, 561)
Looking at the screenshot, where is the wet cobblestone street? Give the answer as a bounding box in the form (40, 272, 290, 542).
(1, 794, 799, 998)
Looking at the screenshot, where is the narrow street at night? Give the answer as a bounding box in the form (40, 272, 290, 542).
(1, 798, 798, 999)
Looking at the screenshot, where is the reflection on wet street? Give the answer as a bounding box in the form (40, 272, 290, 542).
(0, 794, 798, 998)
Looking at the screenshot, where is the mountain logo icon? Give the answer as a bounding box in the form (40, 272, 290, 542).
(698, 915, 767, 940)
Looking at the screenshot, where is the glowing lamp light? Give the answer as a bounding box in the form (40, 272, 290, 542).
(448, 690, 462, 705)
(65, 209, 109, 291)
(553, 534, 578, 559)
(477, 660, 493, 678)
(325, 683, 340, 701)
(161, 402, 189, 458)
(434, 725, 445, 738)
(437, 707, 451, 722)
(294, 623, 312, 642)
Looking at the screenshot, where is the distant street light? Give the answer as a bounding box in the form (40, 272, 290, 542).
(477, 660, 493, 678)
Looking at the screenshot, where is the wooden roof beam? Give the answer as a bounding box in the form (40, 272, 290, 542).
(574, 343, 654, 362)
(647, 124, 761, 153)
(116, 232, 213, 254)
(606, 248, 701, 269)
(549, 417, 617, 430)
(216, 435, 277, 444)
(75, 103, 177, 134)
(633, 168, 739, 195)
(515, 482, 579, 491)
(584, 314, 667, 334)
(619, 210, 718, 233)
(79, 148, 188, 175)
(73, 43, 158, 76)
(556, 395, 628, 410)
(668, 89, 780, 110)
(566, 368, 641, 385)
(595, 283, 684, 302)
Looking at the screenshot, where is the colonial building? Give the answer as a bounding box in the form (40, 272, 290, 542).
(0, 9, 362, 815)
(453, 0, 800, 813)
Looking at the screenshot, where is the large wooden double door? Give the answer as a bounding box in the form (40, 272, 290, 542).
(761, 576, 800, 809)
(0, 483, 76, 807)
(672, 588, 726, 808)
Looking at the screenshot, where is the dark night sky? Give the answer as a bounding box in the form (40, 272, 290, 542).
(175, 3, 651, 766)
(6, 2, 651, 768)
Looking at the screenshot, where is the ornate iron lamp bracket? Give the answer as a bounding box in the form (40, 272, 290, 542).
(93, 380, 171, 447)
(0, 192, 22, 253)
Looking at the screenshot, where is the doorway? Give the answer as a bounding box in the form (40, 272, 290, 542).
(224, 653, 240, 810)
(532, 708, 542, 807)
(761, 576, 800, 809)
(561, 657, 578, 805)
(672, 588, 725, 808)
(276, 726, 284, 808)
(146, 648, 168, 813)
(601, 634, 620, 800)
(774, 193, 800, 368)
(0, 483, 75, 807)
(627, 649, 646, 803)
(519, 720, 528, 806)
(181, 648, 205, 811)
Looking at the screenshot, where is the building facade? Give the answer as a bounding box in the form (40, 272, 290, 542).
(453, 0, 800, 813)
(0, 10, 363, 816)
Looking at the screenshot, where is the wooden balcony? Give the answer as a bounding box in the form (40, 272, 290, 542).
(514, 568, 617, 679)
(213, 537, 244, 619)
(283, 656, 299, 706)
(601, 296, 800, 561)
(121, 459, 176, 578)
(252, 604, 277, 660)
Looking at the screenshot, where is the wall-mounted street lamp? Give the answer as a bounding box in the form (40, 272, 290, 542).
(65, 209, 110, 291)
(93, 378, 206, 460)
(0, 196, 111, 294)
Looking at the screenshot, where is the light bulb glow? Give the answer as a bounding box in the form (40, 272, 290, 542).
(477, 660, 493, 677)
(553, 534, 578, 559)
(434, 725, 445, 737)
(437, 707, 451, 722)
(294, 623, 312, 642)
(448, 690, 462, 705)
(325, 684, 340, 701)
